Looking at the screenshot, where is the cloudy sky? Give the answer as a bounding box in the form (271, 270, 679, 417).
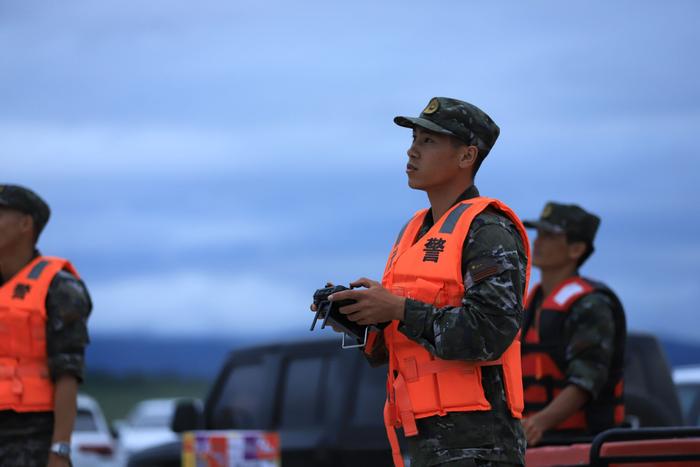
(2, 1, 699, 341)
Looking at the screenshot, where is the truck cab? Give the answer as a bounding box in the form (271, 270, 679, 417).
(128, 339, 393, 466)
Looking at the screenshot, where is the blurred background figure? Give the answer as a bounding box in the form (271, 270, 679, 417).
(521, 203, 626, 446)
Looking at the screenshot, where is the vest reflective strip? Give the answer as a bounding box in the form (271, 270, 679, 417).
(27, 260, 49, 280)
(387, 219, 414, 271)
(439, 203, 472, 234)
(394, 219, 411, 246)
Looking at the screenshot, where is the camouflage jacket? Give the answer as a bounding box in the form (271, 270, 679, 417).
(0, 259, 92, 435)
(525, 286, 616, 399)
(365, 185, 528, 465)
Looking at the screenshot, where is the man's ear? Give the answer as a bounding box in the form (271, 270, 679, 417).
(568, 241, 587, 263)
(18, 213, 34, 236)
(458, 146, 479, 169)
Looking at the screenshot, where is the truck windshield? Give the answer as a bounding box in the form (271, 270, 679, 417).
(211, 361, 268, 429)
(280, 357, 324, 428)
(352, 362, 387, 427)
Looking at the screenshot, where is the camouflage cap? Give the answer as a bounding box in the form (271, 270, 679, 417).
(394, 97, 500, 154)
(0, 184, 51, 237)
(523, 202, 601, 244)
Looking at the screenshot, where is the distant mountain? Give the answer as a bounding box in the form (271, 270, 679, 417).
(659, 337, 700, 368)
(86, 334, 256, 379)
(86, 333, 700, 379)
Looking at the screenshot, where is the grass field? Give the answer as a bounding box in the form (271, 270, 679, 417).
(81, 371, 211, 424)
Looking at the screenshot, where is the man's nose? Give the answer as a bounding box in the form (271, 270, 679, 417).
(407, 144, 418, 158)
(533, 235, 543, 249)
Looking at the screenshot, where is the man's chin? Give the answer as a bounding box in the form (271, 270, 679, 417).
(532, 259, 553, 270)
(407, 177, 425, 190)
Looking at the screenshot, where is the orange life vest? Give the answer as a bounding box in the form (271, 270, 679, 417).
(521, 276, 626, 434)
(368, 197, 530, 467)
(0, 256, 79, 413)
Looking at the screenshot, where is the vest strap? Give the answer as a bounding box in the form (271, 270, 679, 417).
(0, 365, 49, 379)
(402, 356, 502, 382)
(393, 372, 418, 436)
(383, 402, 405, 467)
(393, 356, 508, 435)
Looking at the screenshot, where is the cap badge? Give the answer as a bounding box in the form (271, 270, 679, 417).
(423, 98, 440, 115)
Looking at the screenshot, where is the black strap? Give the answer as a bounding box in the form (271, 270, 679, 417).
(521, 342, 559, 353)
(27, 260, 49, 280)
(439, 203, 471, 234)
(393, 219, 411, 246)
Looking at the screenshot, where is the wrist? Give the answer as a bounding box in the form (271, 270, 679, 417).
(394, 297, 406, 321)
(50, 441, 71, 459)
(532, 409, 555, 431)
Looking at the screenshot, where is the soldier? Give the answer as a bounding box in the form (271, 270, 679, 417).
(0, 185, 92, 467)
(322, 97, 531, 467)
(520, 203, 626, 446)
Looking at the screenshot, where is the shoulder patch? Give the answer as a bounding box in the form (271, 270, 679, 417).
(464, 256, 504, 289)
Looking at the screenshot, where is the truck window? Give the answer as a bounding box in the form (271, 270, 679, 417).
(677, 383, 700, 425)
(279, 357, 324, 428)
(352, 362, 387, 427)
(73, 408, 99, 432)
(212, 362, 268, 429)
(324, 353, 348, 422)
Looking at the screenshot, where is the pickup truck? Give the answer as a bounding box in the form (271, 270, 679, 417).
(128, 332, 700, 466)
(128, 338, 393, 466)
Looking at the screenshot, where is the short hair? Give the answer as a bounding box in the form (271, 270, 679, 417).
(450, 136, 488, 177)
(566, 233, 595, 268)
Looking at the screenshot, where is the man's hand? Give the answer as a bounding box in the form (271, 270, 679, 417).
(522, 385, 590, 446)
(309, 282, 335, 313)
(47, 452, 70, 467)
(309, 282, 343, 333)
(329, 278, 405, 325)
(522, 414, 546, 447)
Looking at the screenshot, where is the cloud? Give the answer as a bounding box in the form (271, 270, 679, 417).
(43, 208, 300, 252)
(2, 0, 699, 343)
(1, 122, 400, 178)
(88, 271, 312, 336)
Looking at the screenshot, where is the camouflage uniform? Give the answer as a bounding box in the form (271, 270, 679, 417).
(0, 434, 54, 467)
(366, 185, 528, 467)
(524, 289, 616, 400)
(0, 185, 92, 467)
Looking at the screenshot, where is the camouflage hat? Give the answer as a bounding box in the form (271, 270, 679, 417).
(523, 202, 601, 244)
(394, 97, 500, 154)
(0, 184, 51, 237)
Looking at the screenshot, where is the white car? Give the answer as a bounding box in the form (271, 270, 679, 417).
(673, 365, 700, 426)
(115, 398, 180, 461)
(72, 394, 120, 467)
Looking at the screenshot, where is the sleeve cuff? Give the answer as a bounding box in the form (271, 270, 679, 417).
(48, 355, 85, 383)
(567, 376, 597, 399)
(50, 368, 83, 384)
(566, 358, 608, 400)
(398, 298, 430, 340)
